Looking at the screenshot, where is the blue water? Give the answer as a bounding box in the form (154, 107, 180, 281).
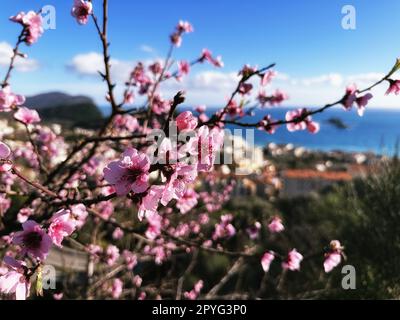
(99, 105, 400, 154)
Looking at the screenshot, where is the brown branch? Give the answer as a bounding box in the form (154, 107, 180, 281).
(23, 124, 47, 175)
(176, 249, 199, 300)
(53, 192, 117, 206)
(143, 43, 175, 133)
(203, 63, 276, 126)
(204, 257, 245, 299)
(91, 0, 118, 113)
(11, 166, 60, 199)
(1, 28, 25, 88)
(162, 230, 255, 257)
(205, 59, 396, 131)
(163, 91, 185, 134)
(84, 133, 146, 143)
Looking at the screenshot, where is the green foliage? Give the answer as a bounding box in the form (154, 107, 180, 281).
(273, 158, 400, 298)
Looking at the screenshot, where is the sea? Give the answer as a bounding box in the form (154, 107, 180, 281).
(99, 105, 400, 155)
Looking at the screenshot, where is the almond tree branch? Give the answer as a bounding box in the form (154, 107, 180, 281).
(1, 27, 25, 88)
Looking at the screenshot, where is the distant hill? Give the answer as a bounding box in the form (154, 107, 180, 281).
(25, 92, 104, 128)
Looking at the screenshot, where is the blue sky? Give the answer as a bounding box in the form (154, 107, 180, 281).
(1, 0, 400, 108)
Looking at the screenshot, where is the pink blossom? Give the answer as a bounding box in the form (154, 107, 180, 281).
(122, 251, 137, 270)
(114, 114, 139, 132)
(306, 120, 320, 133)
(239, 64, 257, 78)
(198, 213, 209, 225)
(342, 84, 357, 110)
(282, 249, 303, 271)
(268, 216, 284, 233)
(0, 256, 30, 300)
(261, 251, 275, 272)
(71, 0, 93, 25)
(238, 83, 253, 95)
(176, 60, 190, 81)
(285, 108, 319, 134)
(324, 240, 344, 273)
(53, 293, 63, 300)
(270, 89, 289, 105)
(104, 148, 151, 196)
(199, 49, 212, 62)
(70, 204, 88, 229)
(385, 79, 400, 95)
(111, 278, 123, 299)
(261, 70, 277, 86)
(145, 212, 162, 240)
(112, 227, 124, 240)
(123, 90, 134, 105)
(341, 84, 374, 116)
(258, 115, 278, 134)
(0, 86, 25, 112)
(96, 201, 114, 220)
(130, 62, 152, 88)
(247, 221, 262, 240)
(190, 221, 201, 234)
(161, 164, 198, 206)
(138, 291, 146, 300)
(176, 111, 198, 131)
(13, 220, 52, 260)
(0, 141, 11, 170)
(355, 93, 373, 117)
(176, 188, 199, 214)
(198, 113, 209, 123)
(10, 11, 43, 45)
(196, 126, 224, 172)
(199, 49, 223, 67)
(176, 20, 193, 33)
(144, 243, 170, 265)
(184, 280, 203, 300)
(257, 90, 270, 107)
(324, 252, 341, 273)
(170, 20, 193, 47)
(0, 141, 10, 158)
(226, 100, 243, 117)
(149, 61, 162, 75)
(105, 245, 120, 266)
(151, 94, 171, 115)
(212, 214, 236, 240)
(14, 107, 41, 125)
(194, 279, 203, 293)
(133, 275, 142, 287)
(138, 185, 164, 220)
(88, 244, 102, 258)
(17, 208, 33, 223)
(48, 209, 77, 247)
(203, 239, 212, 248)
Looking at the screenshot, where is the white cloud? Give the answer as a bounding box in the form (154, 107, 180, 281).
(139, 44, 155, 54)
(159, 70, 396, 108)
(64, 54, 397, 108)
(0, 42, 39, 72)
(188, 71, 239, 90)
(67, 52, 134, 82)
(298, 73, 343, 87)
(346, 72, 385, 85)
